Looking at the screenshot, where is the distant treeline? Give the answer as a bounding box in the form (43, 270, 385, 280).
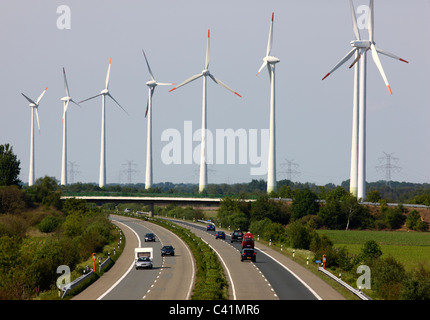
(60, 178, 430, 205)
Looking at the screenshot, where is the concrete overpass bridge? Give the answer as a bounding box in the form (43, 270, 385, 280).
(61, 195, 256, 209)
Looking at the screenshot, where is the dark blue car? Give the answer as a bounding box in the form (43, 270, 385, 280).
(161, 245, 175, 256)
(215, 231, 225, 240)
(207, 224, 216, 231)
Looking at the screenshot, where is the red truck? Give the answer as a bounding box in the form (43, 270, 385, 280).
(241, 232, 254, 249)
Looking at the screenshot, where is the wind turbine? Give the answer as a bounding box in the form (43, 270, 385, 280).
(21, 86, 48, 187)
(142, 49, 175, 190)
(257, 12, 280, 194)
(322, 0, 408, 201)
(60, 68, 81, 186)
(79, 58, 128, 188)
(169, 29, 241, 193)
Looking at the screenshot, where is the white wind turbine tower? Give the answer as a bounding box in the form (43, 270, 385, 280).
(169, 29, 242, 193)
(322, 0, 408, 201)
(60, 68, 81, 186)
(142, 49, 175, 190)
(21, 87, 48, 186)
(79, 58, 128, 188)
(257, 12, 280, 194)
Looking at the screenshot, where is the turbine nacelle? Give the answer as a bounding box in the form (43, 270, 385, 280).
(351, 40, 372, 49)
(146, 80, 157, 87)
(61, 96, 71, 102)
(264, 56, 280, 64)
(100, 88, 109, 95)
(202, 69, 210, 76)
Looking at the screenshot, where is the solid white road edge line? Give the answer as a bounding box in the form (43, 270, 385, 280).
(200, 238, 237, 300)
(254, 245, 323, 300)
(96, 219, 141, 300)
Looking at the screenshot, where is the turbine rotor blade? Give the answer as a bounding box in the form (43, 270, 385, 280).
(62, 100, 70, 121)
(322, 48, 357, 80)
(142, 50, 155, 81)
(145, 87, 155, 118)
(370, 44, 392, 94)
(21, 93, 36, 105)
(36, 87, 48, 104)
(70, 99, 82, 108)
(205, 29, 210, 69)
(369, 0, 374, 42)
(156, 82, 176, 86)
(63, 68, 70, 96)
(169, 73, 203, 92)
(107, 93, 129, 115)
(256, 61, 267, 76)
(105, 57, 112, 89)
(266, 12, 274, 57)
(79, 93, 102, 104)
(208, 73, 241, 97)
(375, 47, 409, 63)
(350, 0, 360, 40)
(35, 108, 41, 134)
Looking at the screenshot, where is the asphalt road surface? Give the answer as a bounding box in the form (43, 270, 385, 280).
(168, 218, 345, 300)
(73, 215, 195, 300)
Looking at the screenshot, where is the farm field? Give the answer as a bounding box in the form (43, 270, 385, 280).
(317, 230, 430, 271)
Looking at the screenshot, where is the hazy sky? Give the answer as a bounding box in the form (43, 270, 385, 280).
(1, 0, 429, 187)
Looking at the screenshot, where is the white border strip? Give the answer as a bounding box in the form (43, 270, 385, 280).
(254, 246, 322, 300)
(96, 220, 141, 300)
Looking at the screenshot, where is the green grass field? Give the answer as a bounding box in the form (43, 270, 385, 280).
(317, 230, 430, 271)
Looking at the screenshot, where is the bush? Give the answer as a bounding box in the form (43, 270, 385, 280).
(385, 206, 406, 230)
(286, 221, 314, 249)
(360, 240, 382, 264)
(0, 185, 27, 214)
(401, 263, 430, 300)
(38, 216, 61, 233)
(371, 256, 406, 300)
(406, 210, 428, 231)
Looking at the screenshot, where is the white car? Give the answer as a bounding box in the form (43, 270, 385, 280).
(135, 256, 153, 269)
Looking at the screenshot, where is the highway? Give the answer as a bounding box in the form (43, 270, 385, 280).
(73, 215, 345, 300)
(73, 215, 195, 300)
(168, 219, 345, 300)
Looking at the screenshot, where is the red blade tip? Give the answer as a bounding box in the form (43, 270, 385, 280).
(400, 58, 409, 63)
(169, 87, 177, 93)
(387, 85, 392, 95)
(271, 12, 274, 21)
(208, 29, 210, 38)
(235, 92, 242, 98)
(322, 73, 330, 81)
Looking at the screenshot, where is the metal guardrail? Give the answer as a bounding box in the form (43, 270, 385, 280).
(60, 256, 112, 298)
(99, 257, 111, 273)
(317, 267, 372, 300)
(61, 269, 94, 298)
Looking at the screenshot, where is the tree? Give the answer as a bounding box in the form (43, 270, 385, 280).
(291, 188, 319, 221)
(0, 144, 21, 186)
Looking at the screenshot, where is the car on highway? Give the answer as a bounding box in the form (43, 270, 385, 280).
(231, 230, 244, 243)
(135, 256, 153, 269)
(241, 248, 257, 262)
(161, 245, 175, 256)
(242, 232, 254, 248)
(207, 224, 216, 231)
(144, 233, 156, 242)
(215, 231, 225, 240)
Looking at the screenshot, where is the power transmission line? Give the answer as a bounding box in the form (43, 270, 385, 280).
(68, 161, 80, 184)
(122, 160, 139, 184)
(279, 159, 301, 181)
(375, 152, 401, 187)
